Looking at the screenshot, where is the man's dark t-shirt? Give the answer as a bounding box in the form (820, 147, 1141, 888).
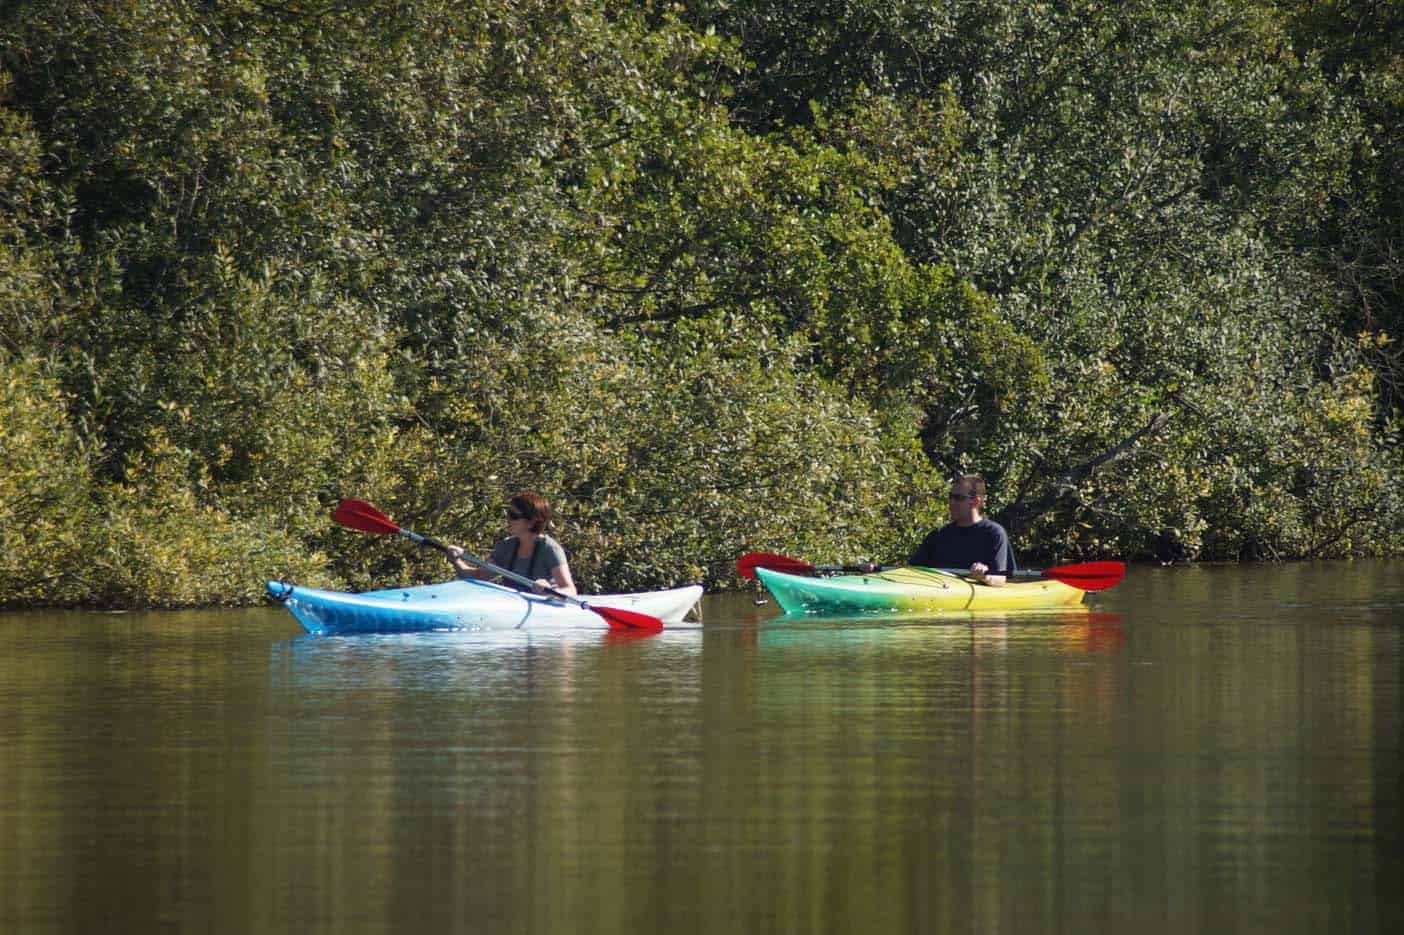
(908, 519, 1016, 573)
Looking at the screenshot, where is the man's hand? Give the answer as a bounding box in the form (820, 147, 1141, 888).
(968, 562, 1005, 586)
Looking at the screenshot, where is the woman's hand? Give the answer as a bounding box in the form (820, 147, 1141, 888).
(447, 545, 473, 579)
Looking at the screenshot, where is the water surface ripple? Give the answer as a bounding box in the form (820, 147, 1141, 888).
(2, 562, 1400, 933)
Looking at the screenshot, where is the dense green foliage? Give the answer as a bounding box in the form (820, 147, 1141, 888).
(2, 0, 1401, 606)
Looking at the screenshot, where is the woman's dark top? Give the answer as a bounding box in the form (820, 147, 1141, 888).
(488, 534, 568, 589)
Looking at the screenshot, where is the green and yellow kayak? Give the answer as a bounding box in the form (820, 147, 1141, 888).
(754, 565, 1088, 616)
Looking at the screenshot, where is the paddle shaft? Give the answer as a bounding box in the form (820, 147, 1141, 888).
(807, 561, 1047, 578)
(813, 563, 1024, 580)
(828, 562, 1118, 588)
(754, 558, 1011, 577)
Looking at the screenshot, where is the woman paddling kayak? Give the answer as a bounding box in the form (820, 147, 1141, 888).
(447, 491, 578, 596)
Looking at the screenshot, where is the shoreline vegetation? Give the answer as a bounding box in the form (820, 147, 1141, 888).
(3, 1, 1402, 608)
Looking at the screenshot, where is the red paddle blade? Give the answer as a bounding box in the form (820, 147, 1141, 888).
(591, 605, 664, 632)
(333, 498, 401, 536)
(1041, 561, 1125, 592)
(736, 551, 816, 580)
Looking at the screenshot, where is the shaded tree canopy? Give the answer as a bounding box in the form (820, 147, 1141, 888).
(2, 0, 1400, 606)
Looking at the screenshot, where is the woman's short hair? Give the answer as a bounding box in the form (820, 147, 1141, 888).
(510, 490, 552, 534)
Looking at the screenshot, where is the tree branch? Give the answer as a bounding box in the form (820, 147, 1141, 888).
(997, 407, 1174, 535)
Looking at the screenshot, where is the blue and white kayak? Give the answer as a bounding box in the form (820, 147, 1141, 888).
(267, 578, 704, 635)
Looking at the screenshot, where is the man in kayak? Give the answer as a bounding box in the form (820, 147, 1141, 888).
(447, 491, 578, 596)
(907, 474, 1015, 586)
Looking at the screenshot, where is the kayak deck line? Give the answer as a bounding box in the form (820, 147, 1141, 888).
(864, 567, 977, 610)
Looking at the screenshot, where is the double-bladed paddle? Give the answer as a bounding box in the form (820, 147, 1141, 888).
(333, 498, 665, 632)
(736, 550, 1125, 591)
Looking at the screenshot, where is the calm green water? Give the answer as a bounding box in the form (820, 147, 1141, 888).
(2, 562, 1400, 934)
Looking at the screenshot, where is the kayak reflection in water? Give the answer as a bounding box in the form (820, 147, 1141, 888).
(447, 490, 579, 596)
(904, 474, 1017, 587)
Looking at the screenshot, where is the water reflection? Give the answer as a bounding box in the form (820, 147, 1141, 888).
(0, 565, 1400, 934)
(754, 610, 1127, 654)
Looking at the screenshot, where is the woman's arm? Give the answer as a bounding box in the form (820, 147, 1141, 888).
(541, 562, 577, 597)
(448, 546, 493, 580)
